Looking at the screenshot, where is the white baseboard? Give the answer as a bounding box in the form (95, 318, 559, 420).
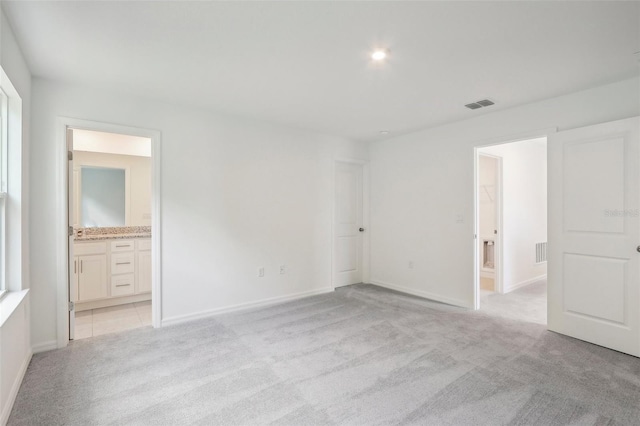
(369, 280, 472, 309)
(31, 340, 58, 354)
(162, 287, 334, 327)
(0, 350, 32, 426)
(504, 274, 547, 293)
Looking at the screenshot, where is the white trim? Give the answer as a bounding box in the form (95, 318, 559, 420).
(0, 350, 32, 425)
(162, 287, 334, 327)
(369, 279, 473, 309)
(474, 127, 558, 149)
(362, 163, 371, 284)
(504, 274, 547, 294)
(32, 340, 58, 354)
(57, 118, 162, 349)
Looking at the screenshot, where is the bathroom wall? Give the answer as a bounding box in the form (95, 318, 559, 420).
(74, 151, 152, 227)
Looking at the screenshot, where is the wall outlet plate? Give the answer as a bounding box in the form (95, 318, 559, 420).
(279, 265, 286, 274)
(258, 267, 265, 277)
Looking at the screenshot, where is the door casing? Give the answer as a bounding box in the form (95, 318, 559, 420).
(56, 118, 162, 348)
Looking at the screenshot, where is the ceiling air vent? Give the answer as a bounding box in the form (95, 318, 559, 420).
(476, 99, 495, 107)
(465, 99, 495, 110)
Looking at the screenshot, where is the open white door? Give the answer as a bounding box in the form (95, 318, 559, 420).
(334, 162, 364, 287)
(67, 128, 76, 340)
(548, 117, 640, 357)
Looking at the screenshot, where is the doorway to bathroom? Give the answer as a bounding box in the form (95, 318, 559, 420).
(56, 118, 162, 348)
(68, 128, 154, 339)
(475, 136, 548, 324)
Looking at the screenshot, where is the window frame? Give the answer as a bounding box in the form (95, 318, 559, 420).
(0, 87, 8, 298)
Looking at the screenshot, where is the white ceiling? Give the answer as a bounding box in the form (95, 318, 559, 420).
(4, 1, 639, 141)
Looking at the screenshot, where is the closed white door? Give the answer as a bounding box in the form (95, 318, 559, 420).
(334, 162, 364, 287)
(548, 117, 640, 357)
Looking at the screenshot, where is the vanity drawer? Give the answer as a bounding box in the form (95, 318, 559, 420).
(111, 252, 135, 274)
(111, 274, 135, 297)
(74, 242, 107, 256)
(111, 240, 135, 252)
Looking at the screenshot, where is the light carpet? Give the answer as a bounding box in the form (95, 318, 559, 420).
(9, 284, 640, 425)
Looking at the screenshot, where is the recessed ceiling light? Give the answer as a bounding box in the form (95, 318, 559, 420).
(371, 49, 387, 61)
(379, 130, 390, 136)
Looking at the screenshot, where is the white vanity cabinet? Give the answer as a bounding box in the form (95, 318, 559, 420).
(73, 242, 108, 302)
(73, 237, 151, 308)
(137, 239, 152, 294)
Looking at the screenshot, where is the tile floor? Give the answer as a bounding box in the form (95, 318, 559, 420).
(74, 301, 151, 340)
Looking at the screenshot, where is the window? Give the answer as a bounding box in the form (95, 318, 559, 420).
(0, 88, 7, 296)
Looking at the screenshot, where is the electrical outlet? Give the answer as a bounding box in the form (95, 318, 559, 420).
(408, 261, 414, 269)
(279, 265, 286, 274)
(258, 267, 265, 277)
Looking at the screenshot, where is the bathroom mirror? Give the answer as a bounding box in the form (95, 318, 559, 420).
(80, 166, 127, 227)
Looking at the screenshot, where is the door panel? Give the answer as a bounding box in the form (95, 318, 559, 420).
(548, 116, 639, 357)
(67, 128, 75, 339)
(78, 254, 108, 301)
(334, 162, 363, 287)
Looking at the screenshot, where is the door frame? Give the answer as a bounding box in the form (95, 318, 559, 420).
(472, 127, 556, 310)
(475, 152, 504, 298)
(332, 158, 370, 289)
(56, 117, 162, 348)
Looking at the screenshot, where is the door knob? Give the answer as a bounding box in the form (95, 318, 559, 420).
(359, 228, 365, 232)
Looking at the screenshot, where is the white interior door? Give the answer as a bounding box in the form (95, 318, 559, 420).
(548, 117, 640, 357)
(67, 128, 76, 340)
(334, 162, 364, 287)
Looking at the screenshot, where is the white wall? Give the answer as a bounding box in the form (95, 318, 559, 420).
(369, 76, 640, 308)
(74, 151, 152, 226)
(0, 7, 32, 425)
(29, 78, 368, 348)
(480, 139, 547, 292)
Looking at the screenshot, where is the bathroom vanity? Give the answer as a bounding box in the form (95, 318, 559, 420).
(72, 227, 151, 311)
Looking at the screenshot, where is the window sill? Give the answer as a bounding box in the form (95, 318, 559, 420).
(0, 289, 29, 328)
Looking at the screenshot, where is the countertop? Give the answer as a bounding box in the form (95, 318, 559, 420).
(74, 233, 151, 242)
(73, 226, 151, 242)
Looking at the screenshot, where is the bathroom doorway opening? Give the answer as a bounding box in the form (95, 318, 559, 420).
(475, 137, 548, 324)
(68, 128, 154, 340)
